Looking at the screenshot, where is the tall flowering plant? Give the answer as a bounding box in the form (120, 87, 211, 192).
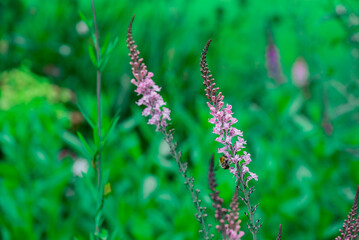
(200, 39, 260, 240)
(127, 16, 211, 240)
(200, 40, 258, 185)
(125, 16, 359, 240)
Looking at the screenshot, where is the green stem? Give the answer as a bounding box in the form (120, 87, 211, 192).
(91, 0, 103, 238)
(161, 128, 209, 240)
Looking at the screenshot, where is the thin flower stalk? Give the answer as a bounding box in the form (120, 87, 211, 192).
(200, 39, 260, 240)
(336, 185, 359, 240)
(127, 16, 211, 240)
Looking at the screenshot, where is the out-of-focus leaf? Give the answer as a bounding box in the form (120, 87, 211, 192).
(100, 37, 119, 71)
(102, 110, 120, 146)
(77, 103, 95, 129)
(77, 132, 95, 157)
(88, 44, 98, 68)
(142, 175, 158, 200)
(104, 182, 111, 198)
(78, 11, 90, 29)
(100, 33, 111, 56)
(292, 114, 314, 132)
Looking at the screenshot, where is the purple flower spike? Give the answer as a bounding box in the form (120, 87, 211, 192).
(127, 17, 211, 239)
(201, 39, 260, 239)
(200, 39, 257, 184)
(127, 16, 171, 131)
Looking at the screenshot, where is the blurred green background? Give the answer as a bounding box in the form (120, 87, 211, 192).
(0, 0, 358, 239)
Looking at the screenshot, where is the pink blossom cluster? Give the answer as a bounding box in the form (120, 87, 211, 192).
(208, 102, 257, 184)
(127, 19, 171, 131)
(130, 62, 171, 131)
(201, 40, 257, 184)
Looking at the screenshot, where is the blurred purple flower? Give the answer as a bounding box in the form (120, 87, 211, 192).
(127, 18, 171, 131)
(291, 57, 309, 88)
(265, 32, 285, 84)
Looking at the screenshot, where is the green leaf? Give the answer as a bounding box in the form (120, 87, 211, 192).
(77, 132, 94, 157)
(289, 94, 304, 116)
(101, 34, 111, 56)
(88, 44, 98, 68)
(100, 37, 119, 71)
(77, 103, 95, 129)
(91, 33, 98, 52)
(102, 110, 121, 146)
(78, 11, 90, 28)
(99, 56, 110, 72)
(107, 37, 119, 55)
(61, 131, 83, 153)
(100, 229, 108, 240)
(292, 115, 314, 132)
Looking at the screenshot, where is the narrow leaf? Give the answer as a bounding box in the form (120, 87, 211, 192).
(102, 111, 121, 146)
(77, 132, 94, 157)
(101, 33, 111, 56)
(100, 37, 119, 71)
(77, 103, 95, 129)
(99, 56, 110, 71)
(88, 44, 98, 68)
(78, 11, 90, 28)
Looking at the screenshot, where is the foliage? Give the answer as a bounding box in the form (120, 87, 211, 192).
(0, 0, 359, 239)
(0, 67, 75, 239)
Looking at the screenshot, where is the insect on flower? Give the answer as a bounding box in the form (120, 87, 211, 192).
(219, 155, 230, 169)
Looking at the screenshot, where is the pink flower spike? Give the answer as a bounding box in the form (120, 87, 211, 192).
(200, 39, 257, 182)
(127, 17, 171, 132)
(202, 39, 260, 239)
